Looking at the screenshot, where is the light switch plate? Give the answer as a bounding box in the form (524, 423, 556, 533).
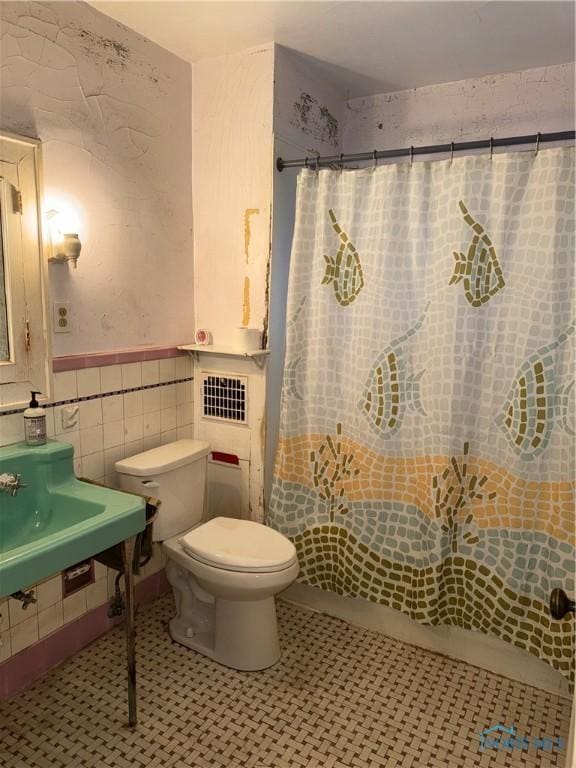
(53, 302, 72, 333)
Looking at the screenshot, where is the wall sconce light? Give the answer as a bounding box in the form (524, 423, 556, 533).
(46, 209, 82, 268)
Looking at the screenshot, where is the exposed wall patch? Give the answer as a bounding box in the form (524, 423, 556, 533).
(242, 276, 251, 327)
(290, 90, 339, 149)
(244, 208, 259, 263)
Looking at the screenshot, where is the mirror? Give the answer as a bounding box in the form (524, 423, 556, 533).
(0, 132, 51, 409)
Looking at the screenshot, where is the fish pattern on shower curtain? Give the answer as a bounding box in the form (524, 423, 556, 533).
(269, 148, 575, 684)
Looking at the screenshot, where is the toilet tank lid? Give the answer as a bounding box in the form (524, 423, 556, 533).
(115, 439, 210, 477)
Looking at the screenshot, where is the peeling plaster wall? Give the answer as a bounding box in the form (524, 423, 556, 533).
(274, 46, 345, 158)
(0, 1, 194, 356)
(192, 44, 274, 345)
(342, 63, 575, 152)
(192, 45, 275, 523)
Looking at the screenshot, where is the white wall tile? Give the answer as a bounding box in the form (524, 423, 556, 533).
(160, 384, 176, 409)
(101, 364, 122, 393)
(0, 598, 9, 631)
(143, 411, 161, 436)
(94, 561, 107, 581)
(0, 630, 11, 662)
(143, 434, 162, 450)
(177, 402, 194, 427)
(124, 390, 143, 418)
(175, 355, 193, 379)
(77, 368, 101, 397)
(141, 360, 160, 386)
(82, 451, 105, 480)
(45, 408, 55, 438)
(63, 590, 87, 624)
(104, 445, 126, 476)
(124, 438, 144, 457)
(142, 388, 161, 413)
(80, 425, 104, 456)
(124, 414, 144, 443)
(37, 576, 62, 611)
(9, 595, 38, 627)
(53, 371, 77, 401)
(38, 603, 64, 639)
(10, 615, 38, 654)
(177, 425, 194, 440)
(121, 363, 142, 390)
(62, 429, 82, 458)
(159, 358, 176, 383)
(161, 429, 178, 445)
(142, 544, 164, 577)
(103, 420, 124, 450)
(0, 413, 23, 446)
(176, 381, 194, 404)
(160, 408, 177, 432)
(102, 394, 124, 423)
(78, 399, 103, 429)
(86, 580, 108, 611)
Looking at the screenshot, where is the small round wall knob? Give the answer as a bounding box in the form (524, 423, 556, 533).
(549, 588, 575, 620)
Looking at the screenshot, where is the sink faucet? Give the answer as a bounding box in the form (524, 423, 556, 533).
(0, 472, 26, 496)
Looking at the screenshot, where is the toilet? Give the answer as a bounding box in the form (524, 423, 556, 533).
(115, 439, 299, 671)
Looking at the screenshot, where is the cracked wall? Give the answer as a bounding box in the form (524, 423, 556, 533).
(342, 63, 575, 152)
(0, 1, 194, 356)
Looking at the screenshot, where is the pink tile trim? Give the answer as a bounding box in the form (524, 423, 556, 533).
(0, 569, 170, 700)
(53, 346, 188, 373)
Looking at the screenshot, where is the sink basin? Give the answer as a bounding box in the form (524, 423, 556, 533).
(0, 440, 146, 598)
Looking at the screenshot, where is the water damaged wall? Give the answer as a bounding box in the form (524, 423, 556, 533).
(0, 1, 194, 356)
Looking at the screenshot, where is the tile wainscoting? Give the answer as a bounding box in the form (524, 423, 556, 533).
(0, 349, 193, 694)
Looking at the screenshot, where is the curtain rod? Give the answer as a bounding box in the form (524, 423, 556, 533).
(275, 130, 576, 172)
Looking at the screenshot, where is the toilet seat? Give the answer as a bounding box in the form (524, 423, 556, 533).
(179, 517, 297, 573)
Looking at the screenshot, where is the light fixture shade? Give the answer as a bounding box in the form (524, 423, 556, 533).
(46, 208, 82, 267)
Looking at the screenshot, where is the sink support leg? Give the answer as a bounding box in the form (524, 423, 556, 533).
(121, 537, 137, 729)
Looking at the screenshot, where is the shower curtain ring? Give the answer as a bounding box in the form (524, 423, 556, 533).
(490, 137, 494, 161)
(315, 154, 320, 172)
(450, 142, 454, 165)
(410, 146, 414, 167)
(535, 132, 541, 156)
(373, 150, 378, 170)
(339, 153, 344, 172)
(304, 156, 309, 169)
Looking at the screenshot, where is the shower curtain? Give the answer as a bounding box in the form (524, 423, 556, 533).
(269, 147, 575, 683)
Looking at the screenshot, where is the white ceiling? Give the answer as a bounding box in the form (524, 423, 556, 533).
(90, 1, 575, 97)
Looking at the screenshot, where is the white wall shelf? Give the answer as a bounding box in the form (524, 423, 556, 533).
(177, 344, 270, 368)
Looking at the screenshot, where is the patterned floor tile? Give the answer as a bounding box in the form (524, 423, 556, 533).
(0, 594, 570, 767)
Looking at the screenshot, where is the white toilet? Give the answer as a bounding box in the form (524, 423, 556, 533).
(115, 439, 299, 671)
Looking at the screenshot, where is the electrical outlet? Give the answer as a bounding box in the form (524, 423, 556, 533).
(53, 302, 72, 333)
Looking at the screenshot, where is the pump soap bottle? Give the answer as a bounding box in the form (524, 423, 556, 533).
(24, 391, 47, 445)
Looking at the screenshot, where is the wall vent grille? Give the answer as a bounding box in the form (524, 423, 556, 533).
(200, 372, 248, 424)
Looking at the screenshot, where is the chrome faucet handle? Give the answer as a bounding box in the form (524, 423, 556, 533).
(12, 474, 26, 495)
(0, 472, 26, 496)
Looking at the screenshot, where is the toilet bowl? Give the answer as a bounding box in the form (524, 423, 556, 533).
(116, 440, 298, 671)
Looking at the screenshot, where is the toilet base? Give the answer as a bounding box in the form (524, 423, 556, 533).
(165, 558, 282, 671)
(169, 597, 281, 671)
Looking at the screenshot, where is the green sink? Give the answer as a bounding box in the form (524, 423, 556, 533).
(0, 440, 145, 598)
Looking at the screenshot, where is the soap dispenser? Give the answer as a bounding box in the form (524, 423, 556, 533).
(24, 391, 47, 445)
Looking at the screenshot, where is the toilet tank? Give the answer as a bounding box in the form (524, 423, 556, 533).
(115, 440, 210, 541)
